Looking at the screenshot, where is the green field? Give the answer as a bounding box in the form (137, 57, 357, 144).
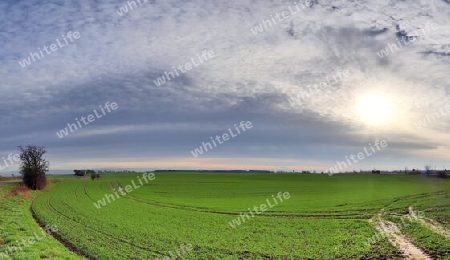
(15, 173, 447, 259)
(1, 173, 449, 259)
(0, 183, 79, 259)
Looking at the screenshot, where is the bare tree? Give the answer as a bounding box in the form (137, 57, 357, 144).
(424, 165, 431, 176)
(19, 145, 49, 190)
(438, 166, 448, 179)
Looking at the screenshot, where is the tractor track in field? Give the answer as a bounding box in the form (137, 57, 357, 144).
(31, 207, 91, 260)
(37, 187, 276, 259)
(106, 181, 450, 220)
(111, 181, 371, 219)
(33, 194, 167, 257)
(367, 191, 450, 260)
(422, 205, 450, 212)
(52, 195, 168, 255)
(121, 191, 368, 219)
(367, 188, 450, 260)
(370, 209, 432, 260)
(409, 206, 450, 239)
(83, 183, 98, 203)
(41, 183, 276, 259)
(381, 190, 450, 210)
(30, 178, 450, 259)
(90, 182, 284, 259)
(73, 184, 79, 199)
(375, 219, 432, 260)
(109, 181, 450, 221)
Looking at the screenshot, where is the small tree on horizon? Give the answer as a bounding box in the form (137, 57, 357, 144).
(89, 170, 99, 180)
(424, 165, 432, 176)
(19, 145, 49, 190)
(438, 170, 448, 178)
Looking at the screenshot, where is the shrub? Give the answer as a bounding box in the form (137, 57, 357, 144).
(438, 171, 448, 178)
(90, 171, 100, 180)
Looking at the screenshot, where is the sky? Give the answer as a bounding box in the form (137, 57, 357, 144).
(0, 0, 450, 173)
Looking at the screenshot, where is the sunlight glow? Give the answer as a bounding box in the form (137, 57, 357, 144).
(356, 93, 392, 126)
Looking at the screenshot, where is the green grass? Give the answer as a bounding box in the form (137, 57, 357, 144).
(0, 183, 80, 259)
(30, 173, 450, 259)
(127, 173, 449, 212)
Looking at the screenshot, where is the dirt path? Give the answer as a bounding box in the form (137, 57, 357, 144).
(409, 206, 450, 239)
(371, 209, 431, 260)
(375, 220, 432, 260)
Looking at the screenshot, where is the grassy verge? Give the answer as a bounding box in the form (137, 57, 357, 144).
(0, 183, 81, 259)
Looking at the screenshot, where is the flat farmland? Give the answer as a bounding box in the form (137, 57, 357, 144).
(30, 173, 450, 259)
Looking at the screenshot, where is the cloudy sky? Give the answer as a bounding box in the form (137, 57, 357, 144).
(1, 0, 449, 173)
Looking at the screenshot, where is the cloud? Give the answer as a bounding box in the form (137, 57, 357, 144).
(0, 0, 449, 171)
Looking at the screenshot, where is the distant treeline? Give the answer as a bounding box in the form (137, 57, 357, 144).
(154, 170, 272, 173)
(73, 169, 96, 176)
(72, 169, 447, 178)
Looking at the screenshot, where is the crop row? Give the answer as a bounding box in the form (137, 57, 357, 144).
(32, 175, 401, 259)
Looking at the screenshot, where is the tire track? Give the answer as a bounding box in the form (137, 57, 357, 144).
(370, 209, 432, 260)
(409, 206, 450, 239)
(39, 184, 271, 259)
(37, 191, 274, 259)
(381, 190, 450, 210)
(376, 219, 432, 260)
(30, 207, 91, 260)
(33, 192, 165, 257)
(112, 180, 370, 219)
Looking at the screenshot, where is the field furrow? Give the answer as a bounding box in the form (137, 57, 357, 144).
(28, 173, 449, 259)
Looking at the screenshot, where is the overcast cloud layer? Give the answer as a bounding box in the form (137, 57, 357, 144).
(1, 0, 449, 173)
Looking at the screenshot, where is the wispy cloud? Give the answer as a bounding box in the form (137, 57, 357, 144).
(1, 0, 449, 170)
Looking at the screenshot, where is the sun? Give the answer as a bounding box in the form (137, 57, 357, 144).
(356, 93, 392, 125)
